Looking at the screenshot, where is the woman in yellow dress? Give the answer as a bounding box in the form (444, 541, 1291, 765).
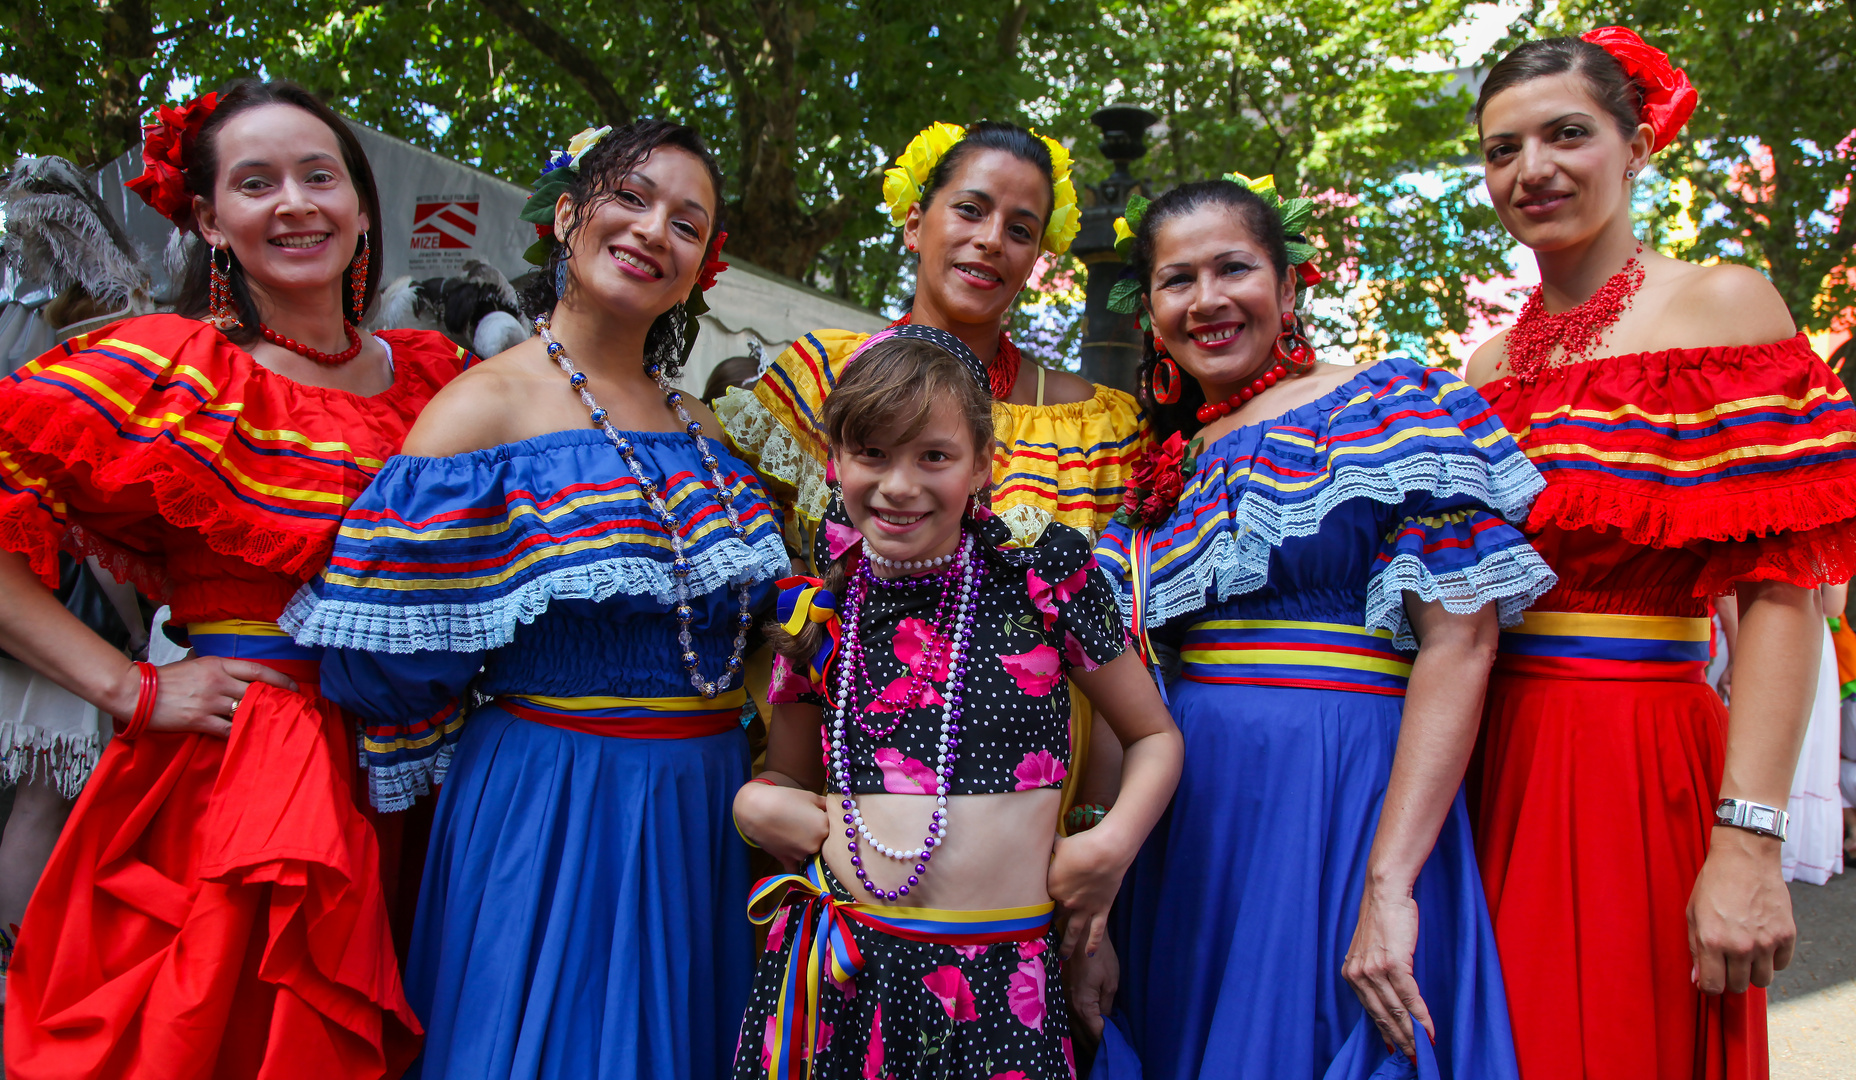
(717, 120, 1146, 559)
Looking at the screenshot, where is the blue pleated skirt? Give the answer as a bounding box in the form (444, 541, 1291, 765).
(404, 702, 753, 1080)
(1100, 680, 1519, 1080)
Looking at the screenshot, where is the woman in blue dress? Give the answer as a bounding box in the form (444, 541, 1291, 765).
(1087, 176, 1552, 1078)
(283, 120, 788, 1078)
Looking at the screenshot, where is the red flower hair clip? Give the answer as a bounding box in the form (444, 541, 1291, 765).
(698, 230, 729, 293)
(124, 93, 219, 227)
(1581, 26, 1698, 153)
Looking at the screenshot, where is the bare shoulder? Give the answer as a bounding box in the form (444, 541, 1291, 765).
(1464, 330, 1511, 389)
(400, 340, 552, 457)
(1662, 261, 1796, 348)
(680, 390, 724, 435)
(1038, 365, 1098, 406)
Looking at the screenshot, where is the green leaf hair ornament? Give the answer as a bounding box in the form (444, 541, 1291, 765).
(1106, 172, 1324, 318)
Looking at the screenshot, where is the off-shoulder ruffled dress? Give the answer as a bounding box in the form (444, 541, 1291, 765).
(715, 327, 1148, 554)
(0, 314, 474, 1079)
(1093, 358, 1552, 1080)
(283, 428, 790, 1080)
(1476, 335, 1856, 1080)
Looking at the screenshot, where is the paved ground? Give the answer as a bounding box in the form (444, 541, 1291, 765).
(1769, 869, 1856, 1077)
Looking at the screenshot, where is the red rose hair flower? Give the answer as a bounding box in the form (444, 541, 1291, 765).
(698, 230, 729, 293)
(1581, 26, 1698, 153)
(124, 93, 219, 227)
(1117, 431, 1191, 527)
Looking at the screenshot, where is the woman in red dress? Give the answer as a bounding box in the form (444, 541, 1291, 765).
(0, 81, 473, 1079)
(1466, 29, 1856, 1080)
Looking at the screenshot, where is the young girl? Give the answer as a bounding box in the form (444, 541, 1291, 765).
(730, 325, 1182, 1080)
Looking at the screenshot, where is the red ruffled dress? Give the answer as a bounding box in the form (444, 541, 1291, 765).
(1477, 334, 1856, 1080)
(0, 314, 472, 1080)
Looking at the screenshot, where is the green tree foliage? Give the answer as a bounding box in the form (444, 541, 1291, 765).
(1509, 0, 1855, 333)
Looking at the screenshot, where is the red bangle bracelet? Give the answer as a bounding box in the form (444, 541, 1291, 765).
(117, 661, 158, 740)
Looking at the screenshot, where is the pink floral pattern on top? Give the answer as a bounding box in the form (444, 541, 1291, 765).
(873, 748, 938, 794)
(1027, 564, 1091, 632)
(826, 519, 863, 561)
(1000, 644, 1064, 696)
(922, 965, 978, 1022)
(1013, 750, 1067, 791)
(867, 617, 951, 713)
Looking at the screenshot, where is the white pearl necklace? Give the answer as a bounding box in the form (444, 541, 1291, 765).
(866, 549, 956, 573)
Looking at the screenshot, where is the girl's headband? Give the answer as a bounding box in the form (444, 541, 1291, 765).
(845, 323, 988, 392)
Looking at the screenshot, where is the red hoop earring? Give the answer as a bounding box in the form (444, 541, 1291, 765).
(1271, 311, 1315, 373)
(1151, 349, 1183, 405)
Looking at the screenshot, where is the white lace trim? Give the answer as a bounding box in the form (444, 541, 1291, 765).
(0, 725, 103, 799)
(282, 530, 790, 654)
(1134, 448, 1547, 630)
(366, 741, 458, 813)
(993, 503, 1056, 548)
(716, 389, 831, 531)
(1362, 545, 1559, 650)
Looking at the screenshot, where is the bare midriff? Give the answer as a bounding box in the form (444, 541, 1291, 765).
(819, 788, 1062, 910)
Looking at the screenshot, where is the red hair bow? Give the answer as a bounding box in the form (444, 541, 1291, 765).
(124, 93, 219, 227)
(1581, 26, 1698, 153)
(698, 230, 730, 293)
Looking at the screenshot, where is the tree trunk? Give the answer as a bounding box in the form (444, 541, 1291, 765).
(88, 0, 156, 169)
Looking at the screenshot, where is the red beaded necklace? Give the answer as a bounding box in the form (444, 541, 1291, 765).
(1504, 244, 1645, 382)
(1195, 314, 1318, 424)
(889, 313, 1022, 400)
(259, 322, 364, 366)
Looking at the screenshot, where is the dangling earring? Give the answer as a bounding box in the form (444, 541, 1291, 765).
(348, 234, 370, 326)
(967, 483, 991, 519)
(208, 246, 239, 330)
(1150, 335, 1183, 405)
(1271, 311, 1316, 373)
(653, 302, 688, 373)
(553, 258, 569, 299)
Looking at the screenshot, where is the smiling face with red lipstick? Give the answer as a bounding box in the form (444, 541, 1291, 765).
(1477, 70, 1651, 257)
(553, 145, 719, 330)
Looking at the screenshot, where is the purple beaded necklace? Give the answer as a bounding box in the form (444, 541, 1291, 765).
(830, 531, 981, 901)
(840, 556, 961, 737)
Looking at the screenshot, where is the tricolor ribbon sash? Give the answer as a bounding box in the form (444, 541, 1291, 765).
(498, 688, 747, 739)
(1496, 610, 1711, 682)
(748, 859, 1054, 1080)
(774, 575, 841, 695)
(1180, 618, 1413, 696)
(187, 619, 323, 685)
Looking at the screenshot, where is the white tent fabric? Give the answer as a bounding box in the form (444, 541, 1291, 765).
(83, 122, 883, 393)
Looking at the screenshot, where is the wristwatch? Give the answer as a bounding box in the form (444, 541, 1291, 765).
(1714, 798, 1789, 842)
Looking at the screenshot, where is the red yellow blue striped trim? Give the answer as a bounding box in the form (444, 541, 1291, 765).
(748, 859, 1053, 1080)
(1180, 618, 1412, 695)
(498, 689, 747, 740)
(1496, 611, 1710, 682)
(187, 619, 322, 683)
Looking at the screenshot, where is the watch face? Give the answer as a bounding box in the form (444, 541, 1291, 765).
(1747, 806, 1778, 831)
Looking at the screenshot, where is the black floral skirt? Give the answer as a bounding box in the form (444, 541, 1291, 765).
(734, 859, 1076, 1080)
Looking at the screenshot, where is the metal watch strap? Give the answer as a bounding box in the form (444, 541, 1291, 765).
(1713, 798, 1790, 842)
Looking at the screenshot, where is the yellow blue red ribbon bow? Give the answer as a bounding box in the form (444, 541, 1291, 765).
(775, 576, 840, 695)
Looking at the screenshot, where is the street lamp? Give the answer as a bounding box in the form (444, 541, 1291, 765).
(1072, 105, 1158, 393)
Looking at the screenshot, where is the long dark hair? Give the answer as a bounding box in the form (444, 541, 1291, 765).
(765, 338, 995, 667)
(1126, 179, 1292, 444)
(1474, 37, 1644, 143)
(172, 79, 383, 341)
(518, 119, 725, 380)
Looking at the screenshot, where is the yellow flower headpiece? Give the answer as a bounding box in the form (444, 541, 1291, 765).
(881, 121, 1081, 256)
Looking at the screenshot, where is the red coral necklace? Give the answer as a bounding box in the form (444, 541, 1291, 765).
(260, 322, 364, 366)
(1504, 244, 1645, 382)
(890, 313, 1021, 400)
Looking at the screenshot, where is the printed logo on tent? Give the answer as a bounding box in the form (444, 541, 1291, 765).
(411, 197, 479, 250)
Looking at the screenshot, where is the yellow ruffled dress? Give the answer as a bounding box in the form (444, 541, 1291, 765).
(716, 328, 1148, 557)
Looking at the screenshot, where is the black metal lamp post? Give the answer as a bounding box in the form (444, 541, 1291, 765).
(1072, 105, 1159, 393)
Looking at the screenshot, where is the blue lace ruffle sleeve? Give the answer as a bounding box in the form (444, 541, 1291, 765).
(1096, 357, 1556, 647)
(283, 428, 789, 810)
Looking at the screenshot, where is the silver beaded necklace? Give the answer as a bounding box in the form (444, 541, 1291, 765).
(536, 312, 752, 699)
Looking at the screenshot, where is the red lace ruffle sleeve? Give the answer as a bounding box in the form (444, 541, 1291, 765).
(0, 313, 471, 597)
(1485, 333, 1856, 594)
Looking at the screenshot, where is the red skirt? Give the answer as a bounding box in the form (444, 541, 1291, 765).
(3, 678, 421, 1079)
(1477, 615, 1766, 1080)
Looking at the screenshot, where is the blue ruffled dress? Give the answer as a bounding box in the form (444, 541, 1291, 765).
(1093, 358, 1552, 1080)
(283, 429, 790, 1080)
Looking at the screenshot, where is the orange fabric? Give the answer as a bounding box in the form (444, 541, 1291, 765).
(1831, 617, 1856, 695)
(0, 316, 469, 1078)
